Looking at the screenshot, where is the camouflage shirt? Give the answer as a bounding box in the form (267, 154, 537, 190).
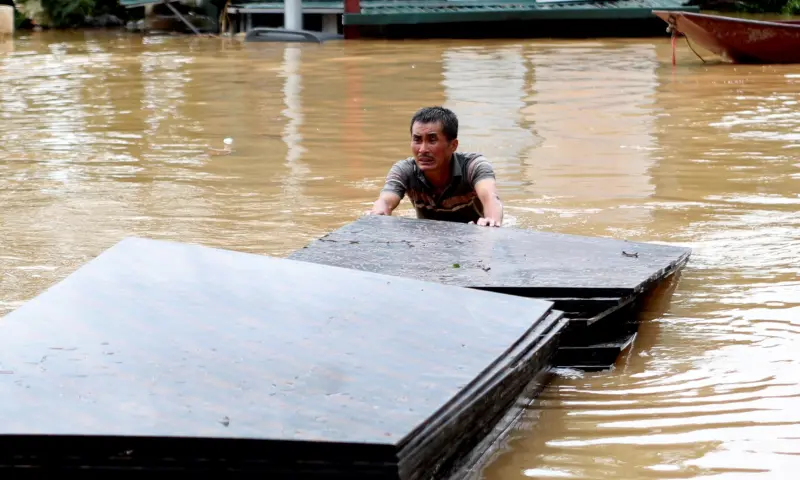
(381, 152, 496, 224)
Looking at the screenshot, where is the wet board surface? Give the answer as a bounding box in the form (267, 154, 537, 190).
(288, 215, 692, 296)
(0, 236, 562, 477)
(397, 312, 566, 477)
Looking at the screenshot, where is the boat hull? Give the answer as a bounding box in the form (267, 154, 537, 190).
(653, 10, 800, 64)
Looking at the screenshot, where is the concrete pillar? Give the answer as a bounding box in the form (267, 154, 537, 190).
(285, 0, 303, 31)
(0, 5, 12, 39)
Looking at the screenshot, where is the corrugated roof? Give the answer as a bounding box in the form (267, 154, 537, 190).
(224, 0, 695, 10)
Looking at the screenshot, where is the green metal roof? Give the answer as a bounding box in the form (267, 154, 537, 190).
(221, 0, 700, 26)
(227, 0, 343, 12)
(357, 0, 694, 11)
(120, 0, 163, 7)
(347, 0, 698, 24)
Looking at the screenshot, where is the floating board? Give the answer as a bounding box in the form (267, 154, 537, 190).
(0, 236, 566, 477)
(289, 215, 691, 370)
(289, 215, 690, 297)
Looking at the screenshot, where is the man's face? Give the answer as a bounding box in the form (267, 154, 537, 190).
(411, 121, 458, 173)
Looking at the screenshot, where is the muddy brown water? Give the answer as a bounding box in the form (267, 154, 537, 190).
(1, 30, 798, 479)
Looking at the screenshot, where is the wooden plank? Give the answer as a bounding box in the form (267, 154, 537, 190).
(0, 434, 400, 475)
(289, 216, 691, 296)
(552, 333, 638, 370)
(0, 237, 561, 476)
(400, 315, 568, 478)
(288, 216, 690, 372)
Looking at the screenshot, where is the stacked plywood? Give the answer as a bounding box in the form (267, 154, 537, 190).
(0, 237, 566, 477)
(289, 215, 692, 370)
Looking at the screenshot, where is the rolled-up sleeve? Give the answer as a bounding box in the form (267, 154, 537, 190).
(381, 159, 413, 199)
(467, 155, 496, 186)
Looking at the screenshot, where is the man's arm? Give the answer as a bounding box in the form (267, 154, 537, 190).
(475, 178, 503, 227)
(367, 160, 410, 216)
(468, 156, 503, 227)
(369, 191, 402, 216)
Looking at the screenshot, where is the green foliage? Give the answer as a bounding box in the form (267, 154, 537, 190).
(734, 0, 800, 13)
(784, 0, 800, 14)
(14, 7, 33, 29)
(40, 0, 96, 27)
(91, 0, 127, 19)
(15, 0, 127, 28)
(693, 0, 800, 14)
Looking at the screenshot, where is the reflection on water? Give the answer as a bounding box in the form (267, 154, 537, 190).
(520, 43, 659, 232)
(279, 45, 308, 203)
(442, 43, 541, 207)
(1, 31, 799, 480)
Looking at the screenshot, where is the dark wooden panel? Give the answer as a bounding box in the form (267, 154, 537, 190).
(400, 312, 565, 452)
(552, 333, 638, 371)
(400, 312, 565, 450)
(0, 237, 556, 449)
(0, 434, 400, 476)
(288, 216, 692, 294)
(400, 315, 568, 480)
(443, 366, 554, 480)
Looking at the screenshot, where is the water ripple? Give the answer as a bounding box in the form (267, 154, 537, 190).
(0, 33, 798, 480)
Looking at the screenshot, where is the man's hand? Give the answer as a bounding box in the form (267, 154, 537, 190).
(476, 217, 500, 227)
(365, 191, 401, 216)
(469, 218, 500, 227)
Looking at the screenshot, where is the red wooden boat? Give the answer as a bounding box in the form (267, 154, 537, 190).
(652, 10, 800, 64)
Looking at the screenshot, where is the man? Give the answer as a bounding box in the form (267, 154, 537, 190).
(368, 106, 504, 227)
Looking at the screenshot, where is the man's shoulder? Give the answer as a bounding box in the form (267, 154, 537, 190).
(388, 157, 418, 175)
(456, 152, 493, 172)
(456, 152, 495, 184)
(393, 157, 417, 168)
(456, 152, 490, 165)
(385, 157, 417, 181)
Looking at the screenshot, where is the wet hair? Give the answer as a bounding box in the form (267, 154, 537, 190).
(410, 106, 458, 141)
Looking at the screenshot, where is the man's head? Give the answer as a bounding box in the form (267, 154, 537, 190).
(409, 106, 459, 173)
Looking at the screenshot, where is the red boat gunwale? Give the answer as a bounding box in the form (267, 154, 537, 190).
(653, 10, 800, 64)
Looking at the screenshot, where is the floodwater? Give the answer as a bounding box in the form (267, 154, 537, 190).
(1, 30, 798, 479)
